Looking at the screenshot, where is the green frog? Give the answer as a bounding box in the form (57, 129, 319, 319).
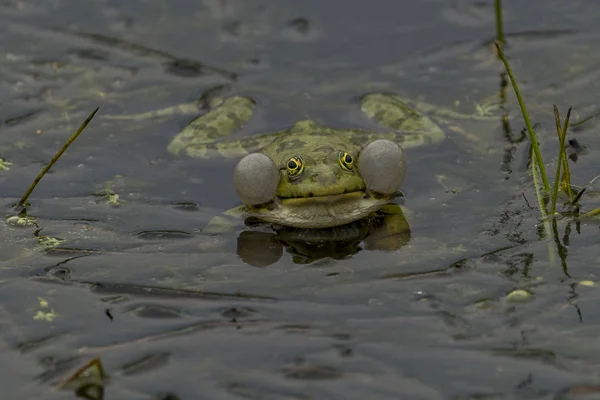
(166, 93, 445, 230)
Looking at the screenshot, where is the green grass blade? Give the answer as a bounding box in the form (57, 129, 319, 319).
(531, 145, 549, 218)
(582, 206, 600, 218)
(495, 0, 504, 45)
(550, 105, 572, 214)
(559, 110, 574, 201)
(494, 41, 550, 194)
(17, 107, 100, 208)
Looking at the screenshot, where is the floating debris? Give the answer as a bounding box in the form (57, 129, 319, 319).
(56, 357, 106, 400)
(505, 289, 533, 302)
(0, 157, 12, 170)
(5, 214, 37, 228)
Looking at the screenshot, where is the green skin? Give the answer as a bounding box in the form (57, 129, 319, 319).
(167, 93, 446, 229)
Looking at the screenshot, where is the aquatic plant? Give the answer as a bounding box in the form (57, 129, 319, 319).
(16, 107, 99, 209)
(550, 105, 573, 215)
(492, 2, 588, 221)
(493, 41, 584, 218)
(494, 43, 550, 202)
(495, 0, 504, 45)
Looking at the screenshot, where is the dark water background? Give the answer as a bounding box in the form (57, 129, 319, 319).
(3, 0, 600, 398)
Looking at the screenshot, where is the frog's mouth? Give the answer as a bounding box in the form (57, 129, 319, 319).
(245, 191, 393, 229)
(277, 190, 395, 205)
(278, 191, 367, 205)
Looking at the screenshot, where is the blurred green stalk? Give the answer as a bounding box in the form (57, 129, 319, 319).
(495, 0, 504, 44)
(494, 41, 550, 195)
(550, 106, 572, 215)
(17, 107, 99, 208)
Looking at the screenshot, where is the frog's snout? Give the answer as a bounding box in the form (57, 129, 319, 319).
(315, 172, 336, 186)
(309, 165, 337, 186)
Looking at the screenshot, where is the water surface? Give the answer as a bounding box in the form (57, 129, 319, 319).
(2, 0, 600, 398)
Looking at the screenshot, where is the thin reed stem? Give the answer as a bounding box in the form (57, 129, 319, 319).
(550, 106, 572, 215)
(494, 41, 550, 194)
(495, 0, 504, 45)
(17, 107, 99, 208)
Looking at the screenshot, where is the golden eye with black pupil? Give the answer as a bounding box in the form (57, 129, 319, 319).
(286, 156, 304, 176)
(339, 151, 354, 170)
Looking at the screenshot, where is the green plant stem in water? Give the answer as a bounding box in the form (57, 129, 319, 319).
(531, 146, 548, 220)
(495, 0, 504, 45)
(494, 41, 550, 195)
(531, 145, 556, 267)
(17, 107, 99, 209)
(560, 136, 574, 203)
(582, 207, 600, 218)
(550, 105, 572, 215)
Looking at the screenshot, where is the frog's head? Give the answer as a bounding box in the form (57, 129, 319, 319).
(233, 139, 406, 228)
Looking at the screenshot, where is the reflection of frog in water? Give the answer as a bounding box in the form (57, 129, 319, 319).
(159, 92, 450, 263)
(236, 203, 411, 267)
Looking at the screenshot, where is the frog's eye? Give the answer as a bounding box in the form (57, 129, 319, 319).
(233, 153, 279, 206)
(286, 156, 304, 176)
(338, 151, 354, 170)
(358, 139, 406, 196)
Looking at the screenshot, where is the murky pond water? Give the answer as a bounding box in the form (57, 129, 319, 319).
(3, 0, 600, 398)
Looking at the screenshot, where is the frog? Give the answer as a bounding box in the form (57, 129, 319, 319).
(166, 92, 446, 232)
